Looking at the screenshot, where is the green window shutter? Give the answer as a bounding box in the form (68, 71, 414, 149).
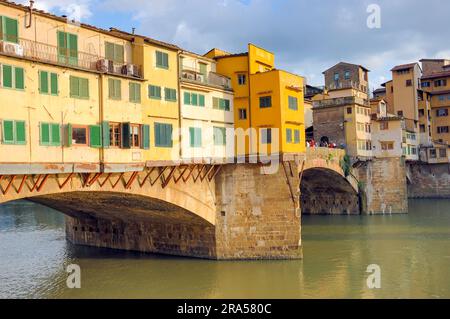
(0, 17, 3, 41)
(108, 79, 115, 99)
(105, 42, 114, 61)
(65, 124, 72, 147)
(294, 130, 300, 144)
(286, 129, 292, 143)
(149, 85, 161, 99)
(15, 121, 26, 144)
(199, 95, 205, 107)
(122, 122, 131, 149)
(4, 17, 18, 43)
(195, 128, 202, 147)
(156, 51, 162, 67)
(3, 65, 12, 88)
(184, 92, 191, 105)
(68, 33, 78, 65)
(89, 125, 102, 148)
(2, 120, 14, 144)
(57, 31, 67, 63)
(141, 124, 150, 150)
(214, 127, 226, 146)
(14, 67, 24, 90)
(70, 76, 79, 97)
(129, 83, 141, 103)
(166, 124, 173, 147)
(115, 45, 124, 64)
(39, 71, 49, 94)
(111, 79, 121, 99)
(164, 88, 170, 101)
(224, 99, 230, 111)
(155, 123, 161, 146)
(102, 121, 110, 148)
(163, 53, 169, 68)
(51, 123, 61, 146)
(219, 98, 226, 110)
(81, 78, 89, 98)
(189, 127, 195, 147)
(40, 123, 50, 145)
(191, 93, 198, 106)
(50, 73, 58, 95)
(213, 97, 219, 109)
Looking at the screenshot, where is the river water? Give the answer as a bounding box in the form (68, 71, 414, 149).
(0, 199, 449, 299)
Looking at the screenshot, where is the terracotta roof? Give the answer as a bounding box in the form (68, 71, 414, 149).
(422, 70, 450, 80)
(373, 88, 386, 93)
(214, 52, 249, 59)
(380, 80, 392, 87)
(391, 63, 419, 72)
(322, 62, 370, 74)
(428, 89, 450, 96)
(420, 58, 450, 62)
(108, 28, 180, 51)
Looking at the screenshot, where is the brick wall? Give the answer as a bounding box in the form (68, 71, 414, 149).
(408, 163, 450, 198)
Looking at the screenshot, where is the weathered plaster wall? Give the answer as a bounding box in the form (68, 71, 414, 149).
(407, 163, 450, 199)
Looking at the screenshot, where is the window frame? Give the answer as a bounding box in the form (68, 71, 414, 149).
(155, 51, 169, 69)
(71, 125, 89, 146)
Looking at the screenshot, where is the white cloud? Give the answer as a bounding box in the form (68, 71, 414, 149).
(17, 0, 92, 21)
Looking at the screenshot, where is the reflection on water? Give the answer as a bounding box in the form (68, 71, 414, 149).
(0, 199, 449, 299)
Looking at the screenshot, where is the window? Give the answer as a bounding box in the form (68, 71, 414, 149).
(199, 63, 207, 76)
(397, 69, 410, 75)
(344, 70, 350, 80)
(260, 96, 272, 108)
(57, 31, 78, 65)
(155, 51, 169, 69)
(418, 109, 425, 117)
(397, 111, 404, 117)
(155, 123, 173, 148)
(380, 121, 389, 130)
(129, 82, 141, 103)
(420, 124, 426, 133)
(108, 78, 121, 100)
(439, 95, 445, 101)
(213, 127, 226, 146)
(40, 123, 61, 146)
(39, 71, 58, 95)
(436, 109, 448, 117)
(334, 73, 340, 81)
(439, 148, 447, 158)
(70, 76, 89, 99)
(238, 108, 247, 120)
(406, 79, 412, 87)
(421, 81, 431, 88)
(213, 97, 230, 110)
(2, 120, 26, 145)
(238, 74, 246, 85)
(149, 85, 161, 99)
(189, 127, 202, 147)
(430, 149, 437, 159)
(184, 92, 204, 106)
(164, 88, 177, 102)
(261, 128, 272, 144)
(105, 42, 124, 63)
(434, 79, 447, 87)
(381, 142, 394, 151)
(1, 65, 24, 90)
(71, 126, 88, 146)
(347, 107, 352, 114)
(437, 126, 449, 134)
(294, 130, 300, 144)
(0, 16, 18, 43)
(288, 96, 298, 110)
(286, 128, 292, 143)
(130, 124, 141, 148)
(109, 123, 121, 147)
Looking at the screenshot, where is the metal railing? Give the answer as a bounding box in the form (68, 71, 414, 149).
(180, 66, 232, 90)
(313, 96, 369, 108)
(0, 37, 142, 78)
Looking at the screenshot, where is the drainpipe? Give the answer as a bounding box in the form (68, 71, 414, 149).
(99, 74, 105, 172)
(177, 50, 183, 161)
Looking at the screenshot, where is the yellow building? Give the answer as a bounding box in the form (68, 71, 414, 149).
(205, 44, 305, 157)
(0, 0, 149, 171)
(179, 51, 234, 161)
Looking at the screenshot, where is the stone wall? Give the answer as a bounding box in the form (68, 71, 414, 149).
(355, 157, 408, 214)
(214, 162, 302, 260)
(407, 163, 450, 198)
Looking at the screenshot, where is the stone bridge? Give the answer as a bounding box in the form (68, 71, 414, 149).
(0, 148, 359, 260)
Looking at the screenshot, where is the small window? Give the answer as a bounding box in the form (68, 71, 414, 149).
(398, 111, 404, 117)
(406, 79, 412, 87)
(155, 51, 169, 69)
(436, 109, 448, 117)
(108, 78, 121, 100)
(437, 126, 449, 134)
(347, 107, 352, 114)
(238, 108, 247, 120)
(40, 123, 61, 146)
(0, 16, 19, 43)
(344, 70, 350, 80)
(189, 127, 202, 147)
(238, 74, 246, 85)
(105, 42, 124, 64)
(439, 148, 447, 158)
(260, 96, 272, 108)
(155, 123, 173, 148)
(149, 85, 161, 99)
(261, 128, 272, 144)
(286, 128, 292, 143)
(213, 97, 230, 111)
(430, 149, 437, 159)
(294, 130, 300, 144)
(334, 73, 340, 81)
(129, 82, 141, 103)
(130, 124, 141, 148)
(1, 65, 24, 90)
(71, 126, 88, 145)
(164, 88, 177, 102)
(213, 127, 226, 146)
(70, 76, 89, 99)
(39, 71, 58, 95)
(2, 120, 26, 145)
(288, 96, 298, 110)
(109, 123, 121, 147)
(418, 109, 425, 117)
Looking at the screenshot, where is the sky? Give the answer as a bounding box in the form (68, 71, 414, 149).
(18, 0, 450, 90)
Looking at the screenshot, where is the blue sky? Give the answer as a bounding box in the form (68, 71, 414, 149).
(20, 0, 450, 90)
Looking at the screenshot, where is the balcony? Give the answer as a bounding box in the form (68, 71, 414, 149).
(313, 96, 369, 108)
(180, 66, 232, 90)
(0, 38, 142, 78)
(326, 80, 365, 92)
